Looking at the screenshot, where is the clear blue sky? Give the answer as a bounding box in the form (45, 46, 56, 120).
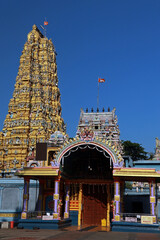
(0, 0, 160, 154)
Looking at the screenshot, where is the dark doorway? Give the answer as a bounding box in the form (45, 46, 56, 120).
(132, 201, 143, 213)
(60, 145, 113, 180)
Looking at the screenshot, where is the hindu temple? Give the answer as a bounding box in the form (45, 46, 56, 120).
(0, 25, 160, 232)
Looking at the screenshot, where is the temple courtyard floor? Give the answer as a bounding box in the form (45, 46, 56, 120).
(0, 226, 160, 240)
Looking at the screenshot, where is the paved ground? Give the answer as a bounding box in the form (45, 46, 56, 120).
(0, 227, 160, 240)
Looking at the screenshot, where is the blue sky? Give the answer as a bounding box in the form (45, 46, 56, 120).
(0, 0, 160, 154)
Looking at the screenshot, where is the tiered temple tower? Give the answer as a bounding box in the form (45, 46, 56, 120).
(0, 25, 65, 170)
(76, 108, 123, 153)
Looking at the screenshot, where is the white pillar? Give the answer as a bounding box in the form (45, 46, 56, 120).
(53, 180, 60, 219)
(21, 178, 30, 219)
(64, 184, 70, 219)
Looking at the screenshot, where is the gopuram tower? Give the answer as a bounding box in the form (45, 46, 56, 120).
(0, 25, 65, 170)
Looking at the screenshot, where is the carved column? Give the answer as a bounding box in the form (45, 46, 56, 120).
(64, 184, 70, 219)
(149, 181, 156, 223)
(53, 179, 60, 219)
(21, 178, 30, 219)
(114, 180, 120, 221)
(107, 184, 111, 230)
(78, 183, 82, 227)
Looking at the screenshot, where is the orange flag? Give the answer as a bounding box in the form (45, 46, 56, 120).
(98, 78, 105, 83)
(44, 21, 48, 26)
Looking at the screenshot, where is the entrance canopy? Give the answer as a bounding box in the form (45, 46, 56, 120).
(54, 138, 124, 180)
(60, 144, 113, 179)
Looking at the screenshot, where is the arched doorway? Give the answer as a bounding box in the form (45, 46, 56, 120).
(58, 142, 114, 227)
(60, 144, 113, 179)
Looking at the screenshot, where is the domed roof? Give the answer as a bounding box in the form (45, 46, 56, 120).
(50, 131, 64, 139)
(49, 131, 65, 145)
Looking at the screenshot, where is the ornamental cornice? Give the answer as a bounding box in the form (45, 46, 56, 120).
(54, 137, 124, 168)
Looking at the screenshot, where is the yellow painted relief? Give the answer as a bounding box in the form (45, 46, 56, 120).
(0, 25, 65, 170)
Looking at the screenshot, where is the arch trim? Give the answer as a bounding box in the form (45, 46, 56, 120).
(55, 139, 124, 168)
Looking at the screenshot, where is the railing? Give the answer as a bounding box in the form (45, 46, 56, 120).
(119, 213, 155, 223)
(27, 211, 54, 220)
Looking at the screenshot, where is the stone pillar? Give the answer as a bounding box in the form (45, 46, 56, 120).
(64, 184, 70, 219)
(107, 184, 111, 230)
(149, 181, 156, 223)
(21, 178, 30, 219)
(53, 179, 60, 219)
(114, 180, 120, 221)
(78, 183, 82, 227)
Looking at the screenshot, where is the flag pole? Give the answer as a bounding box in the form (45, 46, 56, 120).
(44, 26, 46, 38)
(43, 18, 48, 38)
(97, 78, 99, 109)
(97, 77, 105, 109)
(44, 17, 47, 37)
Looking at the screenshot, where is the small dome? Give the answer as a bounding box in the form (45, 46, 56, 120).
(49, 131, 65, 143)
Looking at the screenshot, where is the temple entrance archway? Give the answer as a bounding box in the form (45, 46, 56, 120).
(60, 144, 113, 180)
(57, 141, 117, 227)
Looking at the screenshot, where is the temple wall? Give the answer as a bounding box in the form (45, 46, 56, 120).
(134, 160, 160, 171)
(0, 178, 39, 223)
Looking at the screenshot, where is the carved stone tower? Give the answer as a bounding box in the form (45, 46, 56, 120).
(76, 108, 123, 154)
(0, 25, 65, 170)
